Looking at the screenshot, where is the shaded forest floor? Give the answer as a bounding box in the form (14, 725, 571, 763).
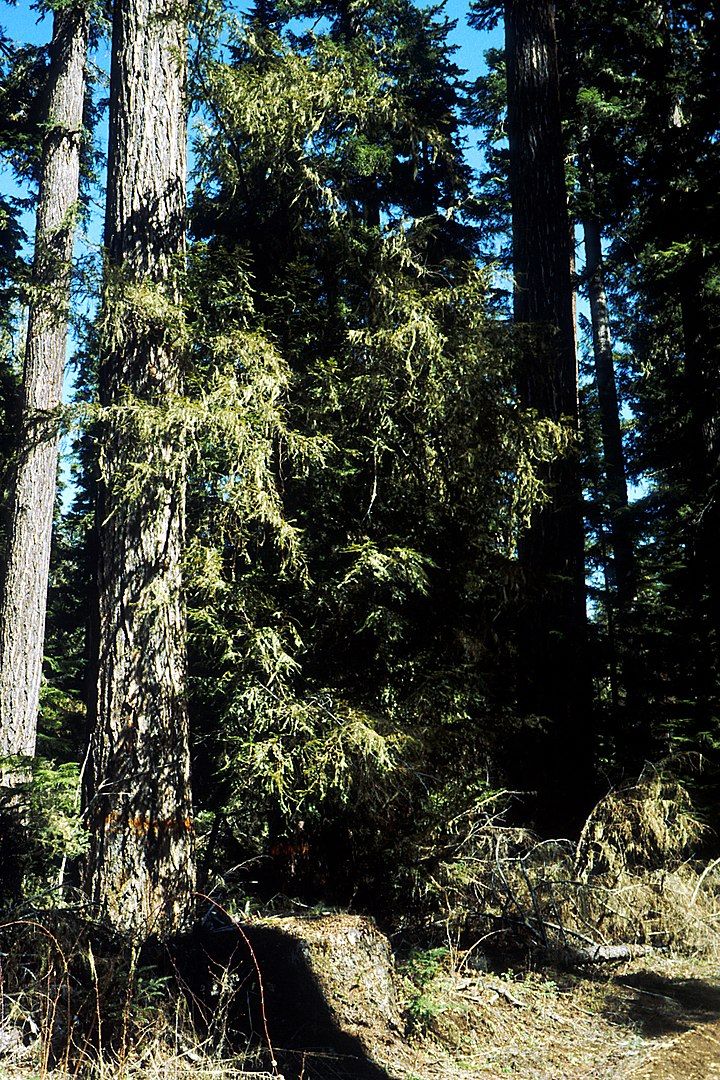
(384, 954, 720, 1079)
(3, 951, 720, 1078)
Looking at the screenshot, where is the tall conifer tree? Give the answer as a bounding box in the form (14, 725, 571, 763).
(581, 193, 635, 610)
(85, 0, 194, 936)
(0, 2, 88, 780)
(504, 0, 591, 822)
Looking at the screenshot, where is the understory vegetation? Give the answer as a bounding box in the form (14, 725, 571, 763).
(1, 0, 719, 1076)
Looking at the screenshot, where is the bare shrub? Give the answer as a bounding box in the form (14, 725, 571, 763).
(407, 759, 720, 963)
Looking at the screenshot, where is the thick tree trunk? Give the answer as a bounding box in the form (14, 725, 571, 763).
(85, 0, 195, 937)
(0, 5, 87, 780)
(504, 0, 592, 825)
(583, 215, 635, 607)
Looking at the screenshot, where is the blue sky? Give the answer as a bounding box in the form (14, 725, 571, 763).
(0, 0, 503, 419)
(1, 0, 501, 246)
(1, 2, 47, 43)
(443, 0, 503, 81)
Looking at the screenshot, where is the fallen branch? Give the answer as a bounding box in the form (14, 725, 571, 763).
(524, 917, 653, 965)
(487, 983, 525, 1008)
(691, 857, 720, 905)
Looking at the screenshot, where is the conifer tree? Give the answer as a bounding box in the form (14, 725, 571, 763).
(622, 0, 720, 736)
(572, 90, 635, 613)
(0, 2, 88, 782)
(85, 0, 194, 936)
(185, 0, 547, 900)
(503, 0, 591, 822)
(555, 0, 719, 760)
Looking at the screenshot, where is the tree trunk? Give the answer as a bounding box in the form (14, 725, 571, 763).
(0, 4, 87, 781)
(85, 0, 195, 937)
(582, 215, 635, 607)
(504, 0, 592, 826)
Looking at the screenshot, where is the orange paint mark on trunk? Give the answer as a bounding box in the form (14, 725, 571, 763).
(102, 812, 193, 834)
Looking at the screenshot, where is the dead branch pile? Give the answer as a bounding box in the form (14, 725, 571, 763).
(411, 761, 720, 963)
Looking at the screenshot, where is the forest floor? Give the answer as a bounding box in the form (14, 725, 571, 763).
(382, 952, 720, 1079)
(2, 950, 719, 1078)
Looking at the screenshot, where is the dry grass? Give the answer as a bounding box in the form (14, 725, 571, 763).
(416, 760, 720, 965)
(563, 761, 720, 958)
(391, 962, 641, 1078)
(3, 937, 720, 1079)
(3, 761, 720, 1079)
(0, 1062, 274, 1080)
(0, 910, 276, 1080)
(391, 949, 720, 1079)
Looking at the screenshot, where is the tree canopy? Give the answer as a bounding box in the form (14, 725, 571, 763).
(0, 0, 718, 957)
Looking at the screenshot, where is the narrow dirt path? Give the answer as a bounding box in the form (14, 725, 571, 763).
(629, 1019, 720, 1078)
(619, 972, 720, 1079)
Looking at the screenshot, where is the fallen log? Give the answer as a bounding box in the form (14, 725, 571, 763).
(564, 942, 653, 965)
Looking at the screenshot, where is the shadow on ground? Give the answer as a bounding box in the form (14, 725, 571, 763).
(173, 920, 394, 1080)
(601, 969, 720, 1039)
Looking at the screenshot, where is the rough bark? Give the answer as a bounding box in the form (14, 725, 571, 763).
(178, 913, 401, 1079)
(0, 5, 88, 781)
(583, 215, 636, 608)
(504, 0, 592, 825)
(85, 0, 194, 938)
(565, 942, 653, 966)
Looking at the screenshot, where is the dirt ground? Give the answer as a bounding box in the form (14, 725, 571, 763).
(620, 968, 720, 1080)
(2, 953, 719, 1079)
(631, 1022, 720, 1079)
(383, 955, 720, 1080)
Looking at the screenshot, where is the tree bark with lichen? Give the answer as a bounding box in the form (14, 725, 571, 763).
(84, 0, 195, 938)
(0, 3, 87, 786)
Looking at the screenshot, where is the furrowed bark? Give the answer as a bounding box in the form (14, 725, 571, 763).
(0, 4, 88, 782)
(85, 0, 195, 937)
(504, 0, 592, 826)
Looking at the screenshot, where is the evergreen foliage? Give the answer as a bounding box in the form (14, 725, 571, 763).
(0, 0, 718, 964)
(185, 6, 558, 906)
